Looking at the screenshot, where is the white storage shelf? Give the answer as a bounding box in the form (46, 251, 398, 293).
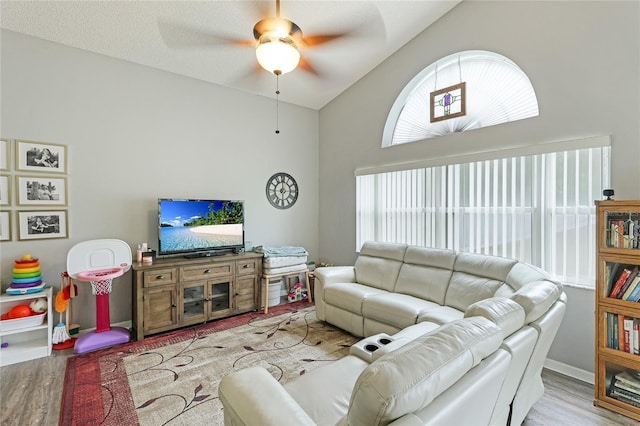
(0, 287, 53, 367)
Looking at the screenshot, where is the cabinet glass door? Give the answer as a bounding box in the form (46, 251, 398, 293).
(603, 260, 640, 302)
(601, 309, 640, 355)
(601, 359, 640, 412)
(209, 281, 232, 318)
(605, 211, 640, 251)
(182, 282, 206, 323)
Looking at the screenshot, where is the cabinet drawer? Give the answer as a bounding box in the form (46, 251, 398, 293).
(236, 259, 259, 276)
(143, 268, 178, 287)
(181, 263, 233, 281)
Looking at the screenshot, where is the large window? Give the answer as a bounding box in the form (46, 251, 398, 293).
(356, 139, 610, 287)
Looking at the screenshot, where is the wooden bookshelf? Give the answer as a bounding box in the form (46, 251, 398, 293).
(594, 200, 640, 421)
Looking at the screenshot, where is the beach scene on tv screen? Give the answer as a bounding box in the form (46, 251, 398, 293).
(160, 200, 243, 252)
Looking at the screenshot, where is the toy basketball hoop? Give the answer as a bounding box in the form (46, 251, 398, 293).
(67, 239, 132, 354)
(77, 267, 125, 295)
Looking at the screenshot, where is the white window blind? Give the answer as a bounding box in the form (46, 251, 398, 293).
(356, 144, 610, 287)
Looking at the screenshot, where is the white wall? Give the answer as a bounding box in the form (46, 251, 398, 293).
(318, 1, 640, 373)
(1, 30, 320, 328)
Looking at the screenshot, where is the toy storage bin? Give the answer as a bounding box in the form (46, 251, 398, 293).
(0, 312, 47, 332)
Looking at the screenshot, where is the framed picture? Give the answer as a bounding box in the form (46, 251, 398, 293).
(17, 210, 68, 240)
(430, 82, 466, 123)
(16, 140, 67, 174)
(0, 175, 9, 206)
(16, 176, 67, 206)
(0, 139, 9, 170)
(0, 211, 10, 241)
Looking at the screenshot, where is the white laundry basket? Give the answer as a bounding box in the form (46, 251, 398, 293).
(261, 279, 282, 308)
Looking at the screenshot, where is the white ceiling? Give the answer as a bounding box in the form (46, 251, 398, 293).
(0, 1, 460, 110)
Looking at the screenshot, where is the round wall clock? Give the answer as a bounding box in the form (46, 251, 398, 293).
(266, 172, 298, 209)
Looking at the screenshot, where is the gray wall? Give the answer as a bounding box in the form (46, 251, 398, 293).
(318, 1, 640, 374)
(1, 30, 320, 328)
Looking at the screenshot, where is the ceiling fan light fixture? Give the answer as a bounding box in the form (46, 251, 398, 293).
(256, 35, 300, 75)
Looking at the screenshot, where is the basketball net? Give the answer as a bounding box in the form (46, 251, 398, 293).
(90, 278, 113, 296)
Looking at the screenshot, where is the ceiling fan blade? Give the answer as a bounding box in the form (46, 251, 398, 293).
(297, 4, 385, 49)
(300, 33, 347, 48)
(298, 57, 321, 77)
(229, 62, 271, 89)
(157, 19, 254, 49)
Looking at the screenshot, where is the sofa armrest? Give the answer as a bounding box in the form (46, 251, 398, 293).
(510, 280, 563, 323)
(315, 266, 356, 286)
(219, 366, 316, 426)
(314, 267, 356, 318)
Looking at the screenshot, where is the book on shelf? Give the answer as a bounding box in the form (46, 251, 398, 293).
(630, 284, 640, 303)
(607, 313, 613, 348)
(610, 370, 640, 408)
(606, 314, 640, 354)
(607, 218, 640, 249)
(610, 268, 632, 298)
(617, 266, 639, 299)
(622, 275, 640, 300)
(610, 389, 640, 408)
(624, 317, 634, 353)
(611, 313, 619, 349)
(618, 315, 625, 351)
(616, 370, 640, 390)
(612, 383, 640, 401)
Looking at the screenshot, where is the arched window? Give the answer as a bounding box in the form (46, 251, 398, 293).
(382, 50, 539, 146)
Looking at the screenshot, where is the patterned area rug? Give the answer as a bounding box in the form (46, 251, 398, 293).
(60, 302, 358, 425)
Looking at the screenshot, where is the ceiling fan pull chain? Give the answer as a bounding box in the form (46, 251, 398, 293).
(275, 72, 281, 134)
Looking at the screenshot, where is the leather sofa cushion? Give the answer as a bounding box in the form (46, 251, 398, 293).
(464, 297, 526, 338)
(359, 241, 408, 261)
(443, 252, 520, 311)
(417, 305, 464, 325)
(394, 247, 456, 303)
(505, 262, 549, 290)
(347, 317, 502, 426)
(284, 355, 369, 426)
(510, 280, 563, 323)
(354, 242, 407, 292)
(445, 272, 505, 312)
(454, 252, 517, 281)
(325, 283, 388, 314)
(362, 293, 440, 329)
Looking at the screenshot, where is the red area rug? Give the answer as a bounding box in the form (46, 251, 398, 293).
(60, 302, 356, 425)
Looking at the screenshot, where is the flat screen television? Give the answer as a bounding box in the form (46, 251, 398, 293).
(158, 199, 245, 258)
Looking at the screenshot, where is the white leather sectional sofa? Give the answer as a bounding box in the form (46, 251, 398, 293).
(219, 242, 567, 426)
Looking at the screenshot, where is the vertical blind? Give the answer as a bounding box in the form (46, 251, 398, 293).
(356, 145, 610, 287)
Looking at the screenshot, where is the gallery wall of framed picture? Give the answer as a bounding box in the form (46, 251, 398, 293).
(0, 138, 69, 241)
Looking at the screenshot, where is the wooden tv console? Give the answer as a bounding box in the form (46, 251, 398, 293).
(131, 252, 263, 341)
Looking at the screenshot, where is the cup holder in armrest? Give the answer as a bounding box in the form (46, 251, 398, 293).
(378, 337, 393, 345)
(350, 333, 393, 363)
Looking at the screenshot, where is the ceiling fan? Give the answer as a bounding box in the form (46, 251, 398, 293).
(158, 0, 383, 79)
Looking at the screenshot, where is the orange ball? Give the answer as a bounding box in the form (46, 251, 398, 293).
(6, 305, 32, 319)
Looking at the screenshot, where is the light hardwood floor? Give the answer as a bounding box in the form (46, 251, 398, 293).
(0, 349, 637, 426)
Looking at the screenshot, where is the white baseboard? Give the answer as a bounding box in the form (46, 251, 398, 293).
(544, 358, 594, 384)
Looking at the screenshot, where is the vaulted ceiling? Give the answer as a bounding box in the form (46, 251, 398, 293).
(0, 1, 461, 109)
